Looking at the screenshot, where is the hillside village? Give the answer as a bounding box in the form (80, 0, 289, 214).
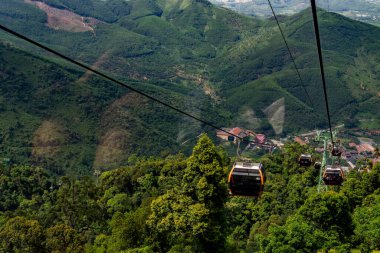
(217, 127, 380, 168)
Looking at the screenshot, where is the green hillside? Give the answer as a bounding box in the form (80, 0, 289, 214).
(0, 0, 379, 173)
(0, 43, 223, 174)
(215, 9, 380, 129)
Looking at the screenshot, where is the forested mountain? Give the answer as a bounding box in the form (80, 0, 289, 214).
(0, 135, 380, 252)
(0, 0, 379, 174)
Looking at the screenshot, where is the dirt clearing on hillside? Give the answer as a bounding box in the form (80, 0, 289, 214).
(25, 0, 101, 33)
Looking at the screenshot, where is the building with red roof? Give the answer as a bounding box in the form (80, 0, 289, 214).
(216, 127, 247, 143)
(255, 134, 266, 144)
(348, 142, 357, 148)
(356, 143, 375, 154)
(294, 136, 307, 145)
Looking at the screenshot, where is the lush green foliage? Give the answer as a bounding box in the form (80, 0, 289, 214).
(1, 0, 380, 251)
(0, 136, 380, 252)
(1, 0, 380, 173)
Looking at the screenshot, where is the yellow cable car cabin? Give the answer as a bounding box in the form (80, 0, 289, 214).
(298, 154, 312, 167)
(228, 162, 265, 197)
(323, 166, 344, 186)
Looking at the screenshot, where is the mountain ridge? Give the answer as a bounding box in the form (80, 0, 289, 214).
(0, 0, 379, 174)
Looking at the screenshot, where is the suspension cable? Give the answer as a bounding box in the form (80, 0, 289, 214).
(0, 24, 275, 147)
(266, 0, 314, 108)
(310, 0, 335, 146)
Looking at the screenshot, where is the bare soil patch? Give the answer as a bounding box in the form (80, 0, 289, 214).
(31, 120, 67, 160)
(25, 0, 101, 33)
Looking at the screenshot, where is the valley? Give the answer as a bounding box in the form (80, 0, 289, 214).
(0, 0, 379, 175)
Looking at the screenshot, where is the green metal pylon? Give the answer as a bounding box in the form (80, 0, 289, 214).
(314, 130, 337, 192)
(318, 139, 328, 192)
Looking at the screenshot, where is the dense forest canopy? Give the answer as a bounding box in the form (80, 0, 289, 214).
(0, 135, 380, 252)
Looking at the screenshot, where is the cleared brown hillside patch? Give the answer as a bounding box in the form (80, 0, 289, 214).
(25, 0, 101, 33)
(78, 51, 111, 83)
(100, 93, 149, 129)
(94, 94, 149, 171)
(93, 128, 131, 171)
(31, 120, 67, 160)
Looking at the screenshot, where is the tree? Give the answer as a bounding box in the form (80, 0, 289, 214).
(263, 215, 320, 253)
(54, 177, 103, 230)
(148, 135, 228, 251)
(99, 168, 134, 195)
(260, 191, 352, 252)
(0, 216, 45, 252)
(364, 162, 380, 192)
(46, 224, 86, 253)
(297, 191, 351, 235)
(182, 134, 227, 208)
(0, 165, 49, 211)
(285, 169, 316, 210)
(225, 198, 257, 251)
(182, 134, 228, 250)
(104, 207, 150, 252)
(340, 170, 369, 209)
(147, 189, 209, 251)
(104, 192, 131, 215)
(353, 193, 380, 251)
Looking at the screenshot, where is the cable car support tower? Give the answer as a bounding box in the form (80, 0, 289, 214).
(314, 130, 337, 192)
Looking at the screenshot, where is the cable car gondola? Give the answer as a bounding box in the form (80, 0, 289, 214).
(331, 146, 342, 157)
(228, 162, 265, 197)
(322, 166, 344, 186)
(298, 154, 312, 167)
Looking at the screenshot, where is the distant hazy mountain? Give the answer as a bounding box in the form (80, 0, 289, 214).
(210, 0, 380, 26)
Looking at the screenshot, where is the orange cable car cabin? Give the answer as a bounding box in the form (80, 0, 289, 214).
(323, 166, 344, 186)
(298, 154, 312, 167)
(331, 146, 342, 157)
(228, 162, 265, 197)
